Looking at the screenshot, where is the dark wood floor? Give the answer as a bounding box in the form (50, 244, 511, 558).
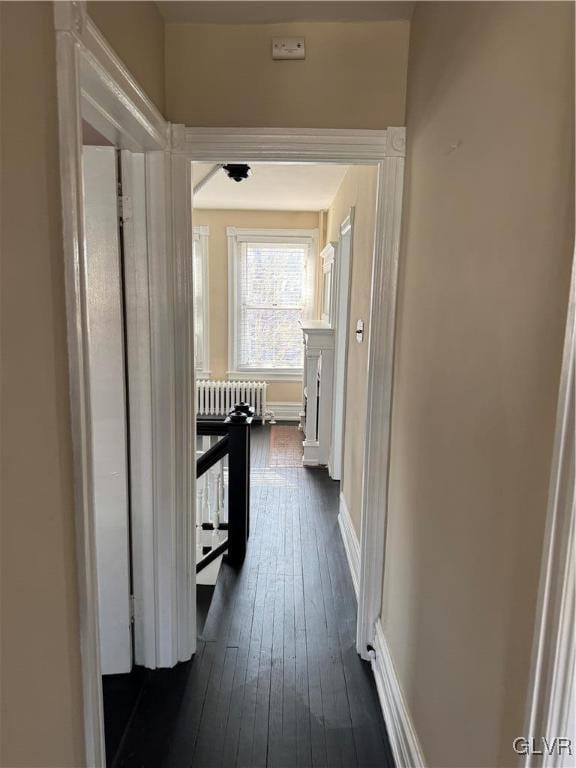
(112, 425, 393, 768)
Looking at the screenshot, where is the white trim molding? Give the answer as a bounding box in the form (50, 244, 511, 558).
(320, 241, 337, 326)
(524, 256, 575, 768)
(266, 401, 301, 421)
(193, 225, 210, 376)
(170, 153, 197, 664)
(54, 16, 106, 762)
(227, 370, 303, 383)
(372, 621, 427, 768)
(176, 126, 406, 163)
(357, 155, 405, 660)
(329, 208, 355, 481)
(338, 493, 360, 599)
(54, 3, 194, 763)
(55, 3, 168, 152)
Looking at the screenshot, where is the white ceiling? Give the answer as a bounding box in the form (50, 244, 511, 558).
(193, 163, 349, 211)
(157, 1, 414, 24)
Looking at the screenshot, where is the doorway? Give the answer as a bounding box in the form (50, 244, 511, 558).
(55, 15, 196, 764)
(57, 21, 406, 756)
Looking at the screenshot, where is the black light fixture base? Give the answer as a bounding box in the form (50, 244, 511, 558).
(222, 163, 252, 182)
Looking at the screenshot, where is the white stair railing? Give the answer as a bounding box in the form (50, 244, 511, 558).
(196, 436, 227, 566)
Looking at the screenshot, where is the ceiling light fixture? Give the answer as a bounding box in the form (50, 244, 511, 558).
(222, 164, 252, 183)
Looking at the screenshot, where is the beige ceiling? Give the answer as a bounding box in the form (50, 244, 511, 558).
(193, 162, 349, 211)
(157, 1, 414, 24)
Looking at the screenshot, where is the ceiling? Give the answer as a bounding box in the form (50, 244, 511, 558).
(193, 163, 349, 211)
(157, 1, 414, 24)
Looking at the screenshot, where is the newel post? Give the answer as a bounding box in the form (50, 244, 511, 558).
(225, 403, 253, 566)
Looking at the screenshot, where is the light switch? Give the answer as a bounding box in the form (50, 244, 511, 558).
(356, 320, 364, 343)
(272, 37, 305, 60)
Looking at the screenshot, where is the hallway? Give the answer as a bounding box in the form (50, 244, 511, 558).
(114, 425, 393, 768)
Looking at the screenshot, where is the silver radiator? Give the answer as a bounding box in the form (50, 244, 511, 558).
(196, 380, 273, 424)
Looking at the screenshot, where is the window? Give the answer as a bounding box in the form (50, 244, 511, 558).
(193, 226, 210, 377)
(227, 227, 317, 380)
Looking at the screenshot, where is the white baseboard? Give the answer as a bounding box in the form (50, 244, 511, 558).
(338, 499, 426, 768)
(267, 401, 301, 421)
(338, 493, 360, 599)
(372, 620, 427, 768)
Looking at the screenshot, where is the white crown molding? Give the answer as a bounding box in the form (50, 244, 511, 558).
(177, 126, 406, 162)
(373, 621, 427, 768)
(338, 493, 360, 599)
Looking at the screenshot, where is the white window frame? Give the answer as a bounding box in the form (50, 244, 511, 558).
(226, 226, 318, 381)
(193, 225, 210, 378)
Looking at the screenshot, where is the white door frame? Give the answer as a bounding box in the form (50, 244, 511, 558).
(355, 157, 406, 659)
(175, 126, 407, 663)
(82, 146, 132, 676)
(524, 255, 575, 768)
(54, 4, 195, 764)
(329, 208, 355, 481)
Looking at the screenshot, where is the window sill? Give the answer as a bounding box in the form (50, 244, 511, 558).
(227, 369, 303, 383)
(196, 370, 212, 380)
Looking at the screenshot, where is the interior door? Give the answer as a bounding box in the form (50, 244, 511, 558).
(330, 213, 354, 481)
(83, 146, 132, 675)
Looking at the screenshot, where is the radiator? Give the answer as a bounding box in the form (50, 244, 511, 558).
(196, 380, 273, 424)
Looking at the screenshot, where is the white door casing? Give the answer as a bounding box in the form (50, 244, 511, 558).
(524, 254, 575, 768)
(329, 210, 355, 481)
(357, 156, 405, 659)
(173, 127, 408, 666)
(82, 147, 132, 676)
(120, 150, 156, 668)
(55, 5, 195, 764)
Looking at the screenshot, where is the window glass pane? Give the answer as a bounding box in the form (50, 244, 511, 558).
(243, 243, 306, 307)
(237, 241, 308, 370)
(239, 308, 303, 369)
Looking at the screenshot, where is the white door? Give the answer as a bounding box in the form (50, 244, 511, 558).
(330, 211, 354, 481)
(83, 147, 132, 675)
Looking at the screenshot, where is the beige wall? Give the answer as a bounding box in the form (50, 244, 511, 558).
(325, 167, 379, 534)
(88, 1, 165, 115)
(381, 3, 574, 767)
(193, 209, 320, 404)
(166, 21, 410, 128)
(0, 3, 85, 765)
